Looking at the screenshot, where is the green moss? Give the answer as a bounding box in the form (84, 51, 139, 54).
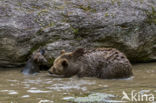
(139, 0, 144, 3)
(111, 0, 121, 5)
(35, 9, 55, 28)
(111, 0, 115, 5)
(54, 5, 65, 10)
(70, 42, 75, 46)
(77, 5, 96, 13)
(145, 6, 156, 24)
(70, 27, 80, 37)
(105, 12, 109, 17)
(35, 19, 56, 30)
(75, 37, 83, 41)
(49, 22, 55, 27)
(111, 13, 115, 18)
(72, 28, 79, 35)
(29, 43, 42, 54)
(38, 9, 49, 16)
(31, 4, 41, 9)
(62, 17, 68, 23)
(36, 29, 44, 35)
(17, 1, 22, 7)
(117, 0, 121, 6)
(70, 27, 85, 41)
(41, 21, 56, 30)
(47, 57, 55, 65)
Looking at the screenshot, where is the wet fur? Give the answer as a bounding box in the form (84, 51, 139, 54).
(49, 48, 133, 79)
(21, 49, 48, 75)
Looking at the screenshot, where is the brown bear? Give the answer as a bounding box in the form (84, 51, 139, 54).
(48, 48, 133, 79)
(21, 49, 48, 75)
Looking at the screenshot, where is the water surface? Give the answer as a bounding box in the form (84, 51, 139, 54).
(0, 63, 156, 103)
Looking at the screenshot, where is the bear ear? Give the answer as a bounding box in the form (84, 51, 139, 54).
(62, 60, 68, 68)
(72, 48, 84, 58)
(60, 50, 65, 55)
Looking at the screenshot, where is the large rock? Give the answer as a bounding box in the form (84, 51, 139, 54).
(0, 0, 155, 67)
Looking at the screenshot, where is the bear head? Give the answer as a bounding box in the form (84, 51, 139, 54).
(48, 48, 84, 77)
(32, 49, 47, 64)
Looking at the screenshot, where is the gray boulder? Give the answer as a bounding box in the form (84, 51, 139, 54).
(0, 0, 155, 67)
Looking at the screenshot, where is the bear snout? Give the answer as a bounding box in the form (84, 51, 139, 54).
(48, 70, 53, 74)
(48, 66, 56, 74)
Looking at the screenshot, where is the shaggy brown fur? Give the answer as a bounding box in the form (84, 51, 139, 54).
(48, 48, 133, 79)
(21, 49, 48, 75)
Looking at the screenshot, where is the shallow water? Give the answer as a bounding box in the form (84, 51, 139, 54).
(0, 63, 156, 103)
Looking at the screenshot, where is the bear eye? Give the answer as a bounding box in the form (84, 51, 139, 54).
(62, 60, 68, 68)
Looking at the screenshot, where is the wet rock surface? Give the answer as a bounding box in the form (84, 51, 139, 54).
(0, 0, 155, 67)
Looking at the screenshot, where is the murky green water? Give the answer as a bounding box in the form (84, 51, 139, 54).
(0, 63, 156, 103)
